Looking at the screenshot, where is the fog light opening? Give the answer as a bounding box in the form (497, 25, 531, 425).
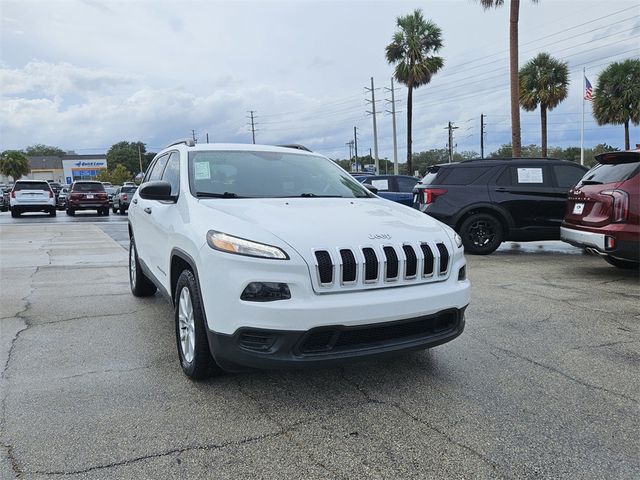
(240, 282, 291, 302)
(458, 265, 466, 281)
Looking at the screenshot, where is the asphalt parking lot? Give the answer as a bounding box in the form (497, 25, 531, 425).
(1, 220, 638, 479)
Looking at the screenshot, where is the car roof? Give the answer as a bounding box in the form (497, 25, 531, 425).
(163, 142, 320, 157)
(430, 158, 582, 168)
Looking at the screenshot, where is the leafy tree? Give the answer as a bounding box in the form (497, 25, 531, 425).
(386, 9, 444, 176)
(0, 150, 31, 181)
(490, 143, 543, 158)
(96, 164, 133, 185)
(24, 144, 66, 157)
(479, 0, 539, 158)
(519, 52, 569, 157)
(106, 141, 151, 175)
(592, 59, 640, 150)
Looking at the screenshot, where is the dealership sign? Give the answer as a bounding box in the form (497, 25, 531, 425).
(62, 159, 108, 181)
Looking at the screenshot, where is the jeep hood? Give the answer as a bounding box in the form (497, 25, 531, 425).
(199, 198, 451, 252)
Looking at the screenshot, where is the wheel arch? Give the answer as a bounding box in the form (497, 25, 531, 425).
(454, 204, 513, 236)
(170, 248, 204, 309)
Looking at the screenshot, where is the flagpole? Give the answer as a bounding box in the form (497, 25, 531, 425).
(581, 67, 585, 166)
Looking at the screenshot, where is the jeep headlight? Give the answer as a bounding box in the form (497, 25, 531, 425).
(454, 233, 463, 249)
(206, 231, 288, 260)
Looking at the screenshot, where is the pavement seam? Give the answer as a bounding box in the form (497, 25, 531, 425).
(339, 369, 511, 479)
(488, 344, 639, 405)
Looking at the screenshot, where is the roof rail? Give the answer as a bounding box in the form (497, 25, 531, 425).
(165, 138, 196, 149)
(278, 144, 312, 152)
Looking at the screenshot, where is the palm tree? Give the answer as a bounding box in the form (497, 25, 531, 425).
(386, 9, 444, 176)
(519, 53, 569, 157)
(479, 0, 538, 158)
(592, 59, 640, 150)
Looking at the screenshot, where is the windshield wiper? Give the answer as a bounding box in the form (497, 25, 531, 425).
(298, 193, 343, 198)
(195, 191, 242, 198)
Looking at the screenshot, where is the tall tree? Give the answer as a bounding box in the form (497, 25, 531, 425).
(519, 52, 569, 157)
(386, 9, 444, 176)
(0, 150, 31, 181)
(592, 59, 640, 150)
(106, 141, 149, 175)
(24, 144, 66, 157)
(479, 0, 538, 158)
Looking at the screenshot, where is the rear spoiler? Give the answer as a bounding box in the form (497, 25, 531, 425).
(595, 151, 640, 164)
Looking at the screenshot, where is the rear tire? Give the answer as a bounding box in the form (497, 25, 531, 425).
(120, 206, 126, 215)
(103, 207, 110, 216)
(112, 207, 118, 213)
(49, 208, 56, 217)
(460, 213, 504, 255)
(174, 269, 221, 379)
(129, 235, 157, 297)
(604, 256, 639, 270)
(11, 209, 20, 218)
(66, 208, 75, 216)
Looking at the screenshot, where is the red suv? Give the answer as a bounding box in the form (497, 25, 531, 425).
(66, 181, 110, 216)
(561, 150, 639, 269)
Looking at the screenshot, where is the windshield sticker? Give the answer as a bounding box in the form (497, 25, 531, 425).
(517, 168, 543, 184)
(194, 162, 211, 180)
(371, 179, 389, 191)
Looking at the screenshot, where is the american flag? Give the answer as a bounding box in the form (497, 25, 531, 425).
(584, 77, 593, 101)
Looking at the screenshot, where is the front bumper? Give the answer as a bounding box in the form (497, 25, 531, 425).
(208, 307, 466, 371)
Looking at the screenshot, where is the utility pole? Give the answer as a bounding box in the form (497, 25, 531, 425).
(346, 141, 354, 162)
(445, 122, 459, 163)
(137, 144, 144, 175)
(364, 77, 380, 174)
(191, 130, 197, 142)
(385, 77, 399, 175)
(353, 127, 359, 171)
(247, 110, 257, 144)
(206, 133, 210, 143)
(480, 114, 485, 159)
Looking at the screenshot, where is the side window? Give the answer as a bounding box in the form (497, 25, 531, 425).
(147, 154, 169, 182)
(396, 177, 419, 192)
(495, 167, 512, 186)
(497, 166, 551, 187)
(439, 166, 491, 185)
(370, 178, 390, 191)
(553, 165, 585, 189)
(161, 152, 180, 195)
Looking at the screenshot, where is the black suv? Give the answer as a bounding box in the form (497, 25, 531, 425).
(412, 158, 588, 254)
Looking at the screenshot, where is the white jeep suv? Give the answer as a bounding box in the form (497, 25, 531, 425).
(128, 141, 470, 379)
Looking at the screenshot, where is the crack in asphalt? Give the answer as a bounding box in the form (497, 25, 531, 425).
(338, 369, 510, 479)
(570, 340, 639, 351)
(23, 308, 152, 327)
(25, 430, 292, 477)
(57, 362, 171, 381)
(488, 344, 639, 405)
(234, 379, 350, 480)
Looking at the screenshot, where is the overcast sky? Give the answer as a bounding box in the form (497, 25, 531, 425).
(1, 0, 639, 161)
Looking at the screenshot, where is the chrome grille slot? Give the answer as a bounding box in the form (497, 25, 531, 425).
(420, 243, 434, 277)
(383, 246, 399, 281)
(315, 250, 333, 285)
(339, 249, 357, 283)
(362, 247, 379, 282)
(402, 245, 417, 278)
(436, 243, 450, 274)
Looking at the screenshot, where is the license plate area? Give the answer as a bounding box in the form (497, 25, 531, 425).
(86, 194, 94, 199)
(572, 203, 584, 214)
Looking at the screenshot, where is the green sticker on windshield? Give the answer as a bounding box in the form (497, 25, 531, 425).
(194, 162, 211, 180)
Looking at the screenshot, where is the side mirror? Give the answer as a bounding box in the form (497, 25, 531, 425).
(139, 181, 176, 201)
(364, 184, 378, 194)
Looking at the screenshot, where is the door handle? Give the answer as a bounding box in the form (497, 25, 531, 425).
(144, 207, 152, 214)
(133, 198, 138, 204)
(495, 187, 509, 192)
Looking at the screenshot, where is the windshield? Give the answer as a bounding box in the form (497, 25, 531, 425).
(72, 182, 105, 192)
(188, 150, 371, 198)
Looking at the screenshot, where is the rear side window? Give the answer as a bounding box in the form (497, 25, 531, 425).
(580, 162, 640, 185)
(437, 166, 491, 185)
(420, 167, 441, 186)
(73, 183, 105, 192)
(397, 177, 419, 192)
(553, 165, 586, 188)
(13, 182, 51, 191)
(496, 166, 551, 187)
(121, 186, 137, 194)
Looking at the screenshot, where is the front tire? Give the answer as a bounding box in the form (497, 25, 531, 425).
(460, 213, 504, 255)
(604, 256, 639, 270)
(129, 236, 157, 297)
(174, 269, 220, 379)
